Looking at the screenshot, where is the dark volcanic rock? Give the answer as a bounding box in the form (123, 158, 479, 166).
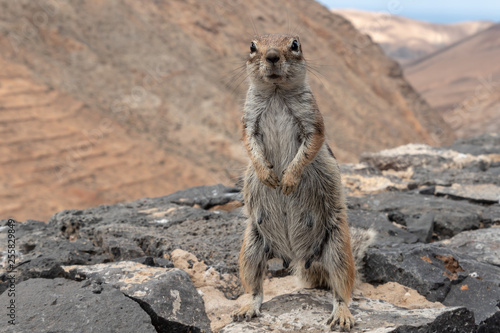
(0, 278, 156, 333)
(363, 243, 500, 323)
(0, 227, 110, 295)
(448, 133, 500, 156)
(478, 311, 500, 333)
(97, 234, 146, 261)
(2, 219, 111, 267)
(66, 262, 211, 333)
(21, 237, 112, 265)
(390, 307, 477, 333)
(129, 256, 174, 268)
(444, 276, 500, 324)
(47, 185, 245, 272)
(1, 258, 68, 294)
(352, 192, 483, 237)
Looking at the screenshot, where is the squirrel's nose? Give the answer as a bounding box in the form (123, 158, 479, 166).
(266, 49, 280, 64)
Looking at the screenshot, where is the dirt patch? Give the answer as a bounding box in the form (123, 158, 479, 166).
(357, 282, 444, 310)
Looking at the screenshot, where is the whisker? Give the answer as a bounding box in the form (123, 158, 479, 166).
(222, 65, 254, 95)
(291, 17, 306, 38)
(225, 64, 247, 76)
(223, 69, 247, 89)
(250, 16, 259, 37)
(306, 64, 329, 78)
(229, 72, 251, 95)
(286, 7, 291, 35)
(301, 63, 328, 88)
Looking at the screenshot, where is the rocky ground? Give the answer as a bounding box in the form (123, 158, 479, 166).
(1, 133, 499, 332)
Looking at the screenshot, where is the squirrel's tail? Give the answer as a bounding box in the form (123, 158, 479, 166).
(349, 227, 377, 285)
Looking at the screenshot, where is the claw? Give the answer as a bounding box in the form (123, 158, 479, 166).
(259, 167, 279, 189)
(281, 169, 299, 195)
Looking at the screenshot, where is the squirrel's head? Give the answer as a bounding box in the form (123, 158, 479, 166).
(246, 34, 306, 89)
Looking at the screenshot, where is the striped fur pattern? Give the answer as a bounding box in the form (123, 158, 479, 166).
(232, 34, 375, 332)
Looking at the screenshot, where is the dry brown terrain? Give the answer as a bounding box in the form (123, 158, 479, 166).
(405, 23, 500, 138)
(333, 9, 492, 65)
(0, 57, 210, 221)
(0, 0, 454, 221)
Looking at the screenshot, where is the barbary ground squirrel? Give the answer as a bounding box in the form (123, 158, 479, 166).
(232, 34, 376, 331)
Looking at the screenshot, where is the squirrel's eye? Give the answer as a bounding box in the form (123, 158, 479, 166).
(291, 40, 299, 52)
(250, 42, 257, 53)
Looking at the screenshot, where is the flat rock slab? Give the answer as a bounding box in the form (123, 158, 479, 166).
(0, 278, 156, 333)
(441, 228, 500, 267)
(65, 262, 211, 333)
(436, 184, 500, 204)
(348, 209, 418, 246)
(351, 192, 484, 237)
(1, 257, 68, 295)
(164, 184, 243, 209)
(220, 289, 476, 333)
(406, 213, 434, 243)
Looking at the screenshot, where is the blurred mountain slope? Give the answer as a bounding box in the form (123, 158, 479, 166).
(405, 23, 500, 137)
(333, 8, 493, 65)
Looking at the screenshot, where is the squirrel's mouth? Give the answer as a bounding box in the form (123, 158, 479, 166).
(266, 74, 281, 79)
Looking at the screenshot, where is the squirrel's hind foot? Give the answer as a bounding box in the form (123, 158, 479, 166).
(232, 302, 261, 322)
(326, 301, 354, 332)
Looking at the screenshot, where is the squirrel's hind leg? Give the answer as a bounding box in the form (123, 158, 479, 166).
(323, 219, 356, 331)
(232, 222, 268, 322)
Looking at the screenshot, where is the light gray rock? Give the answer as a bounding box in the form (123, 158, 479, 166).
(441, 228, 500, 267)
(220, 289, 474, 333)
(435, 184, 500, 204)
(360, 143, 488, 171)
(482, 205, 500, 225)
(406, 213, 434, 243)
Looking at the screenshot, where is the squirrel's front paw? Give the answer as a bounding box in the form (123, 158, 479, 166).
(257, 167, 279, 189)
(232, 303, 261, 322)
(281, 170, 299, 195)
